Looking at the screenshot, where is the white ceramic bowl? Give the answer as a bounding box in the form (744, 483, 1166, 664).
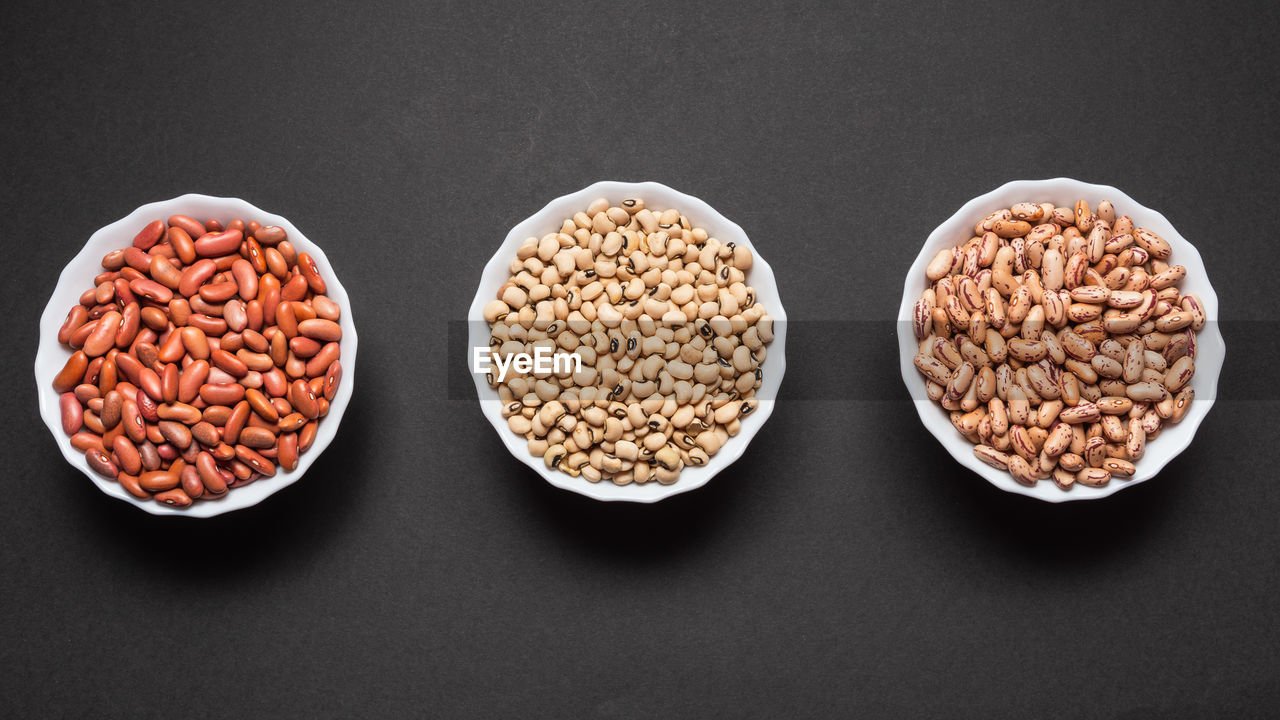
(35, 194, 358, 517)
(898, 178, 1224, 502)
(468, 181, 787, 502)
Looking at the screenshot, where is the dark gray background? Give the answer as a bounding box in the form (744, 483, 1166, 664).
(3, 1, 1277, 718)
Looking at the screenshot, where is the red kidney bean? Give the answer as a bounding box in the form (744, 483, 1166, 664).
(157, 402, 201, 424)
(304, 342, 340, 378)
(238, 427, 277, 449)
(67, 319, 96, 348)
(113, 278, 137, 306)
(241, 329, 268, 353)
(158, 421, 193, 449)
(180, 464, 204, 499)
(277, 432, 299, 471)
(187, 314, 228, 336)
(138, 341, 163, 368)
(83, 311, 121, 357)
(138, 367, 163, 401)
(223, 400, 251, 445)
(98, 355, 119, 395)
(296, 253, 325, 294)
(210, 348, 248, 377)
(85, 448, 118, 478)
(167, 226, 196, 265)
(114, 471, 148, 498)
(297, 318, 341, 342)
(236, 349, 272, 372)
(60, 393, 83, 434)
(132, 220, 166, 250)
(82, 412, 105, 435)
(83, 357, 103, 385)
(54, 351, 89, 392)
(245, 388, 279, 422)
(193, 229, 242, 257)
(138, 441, 161, 471)
(257, 274, 281, 323)
(222, 299, 247, 332)
(112, 435, 142, 475)
(280, 274, 308, 302)
(200, 383, 246, 406)
(101, 391, 123, 429)
(180, 440, 199, 464)
(311, 295, 341, 320)
(194, 452, 228, 495)
(70, 433, 105, 453)
(179, 326, 210, 360)
(102, 249, 127, 270)
(95, 281, 115, 305)
(234, 445, 276, 477)
(209, 443, 235, 463)
(288, 379, 319, 419)
(255, 225, 286, 245)
(123, 247, 152, 273)
(139, 469, 180, 492)
(276, 412, 306, 433)
(274, 302, 299, 339)
(115, 302, 141, 348)
(115, 353, 143, 385)
(129, 277, 173, 304)
(298, 421, 318, 452)
(121, 399, 147, 444)
(178, 360, 209, 403)
(157, 329, 186, 363)
(139, 306, 167, 331)
(198, 281, 239, 303)
(58, 305, 89, 344)
(178, 258, 216, 297)
(149, 255, 183, 290)
(229, 460, 254, 481)
(166, 214, 205, 238)
(190, 422, 219, 447)
(231, 259, 259, 301)
(161, 363, 179, 402)
(263, 248, 287, 279)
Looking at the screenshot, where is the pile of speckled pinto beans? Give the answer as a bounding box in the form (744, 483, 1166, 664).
(912, 199, 1203, 490)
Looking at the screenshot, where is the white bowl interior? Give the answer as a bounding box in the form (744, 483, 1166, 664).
(468, 181, 787, 502)
(35, 194, 358, 517)
(897, 178, 1224, 502)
